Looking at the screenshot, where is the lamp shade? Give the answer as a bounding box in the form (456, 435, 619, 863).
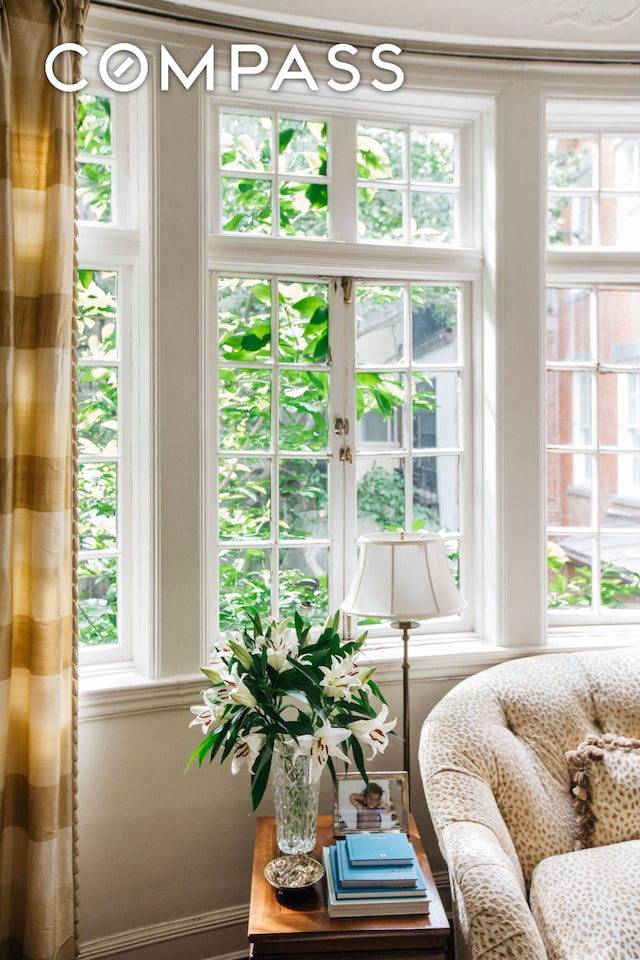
(341, 531, 464, 621)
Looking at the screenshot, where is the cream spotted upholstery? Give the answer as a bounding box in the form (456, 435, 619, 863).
(419, 647, 640, 960)
(530, 841, 640, 960)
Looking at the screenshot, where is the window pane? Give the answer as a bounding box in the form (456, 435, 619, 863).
(413, 372, 458, 449)
(547, 536, 593, 610)
(218, 458, 271, 541)
(218, 277, 271, 361)
(598, 289, 640, 364)
(548, 137, 596, 189)
(78, 367, 118, 455)
(545, 287, 592, 363)
(279, 459, 328, 539)
(413, 455, 459, 531)
(356, 458, 406, 534)
(600, 196, 640, 248)
(600, 136, 640, 190)
(278, 547, 329, 622)
(356, 285, 405, 365)
(77, 270, 118, 359)
(218, 548, 271, 629)
(411, 130, 455, 184)
(77, 94, 112, 156)
(278, 282, 329, 364)
(356, 372, 405, 450)
(279, 180, 328, 237)
(546, 370, 593, 447)
(279, 370, 329, 451)
(547, 452, 593, 526)
(77, 94, 113, 223)
(357, 125, 404, 180)
(412, 285, 459, 363)
(617, 448, 640, 496)
(79, 556, 118, 646)
(218, 368, 271, 451)
(548, 194, 593, 246)
(221, 177, 272, 233)
(358, 186, 404, 240)
(278, 118, 327, 175)
(411, 191, 456, 243)
(78, 462, 117, 551)
(600, 372, 622, 447)
(220, 112, 272, 171)
(599, 536, 640, 609)
(77, 163, 112, 222)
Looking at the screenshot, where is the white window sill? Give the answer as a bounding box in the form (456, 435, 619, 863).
(78, 628, 639, 721)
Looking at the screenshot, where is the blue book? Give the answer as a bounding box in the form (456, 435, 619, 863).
(329, 847, 428, 901)
(345, 831, 414, 867)
(335, 840, 418, 888)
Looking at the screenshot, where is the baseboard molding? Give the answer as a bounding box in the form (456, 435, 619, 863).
(79, 872, 451, 960)
(79, 903, 249, 960)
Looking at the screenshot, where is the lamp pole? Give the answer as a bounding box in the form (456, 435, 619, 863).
(392, 619, 418, 777)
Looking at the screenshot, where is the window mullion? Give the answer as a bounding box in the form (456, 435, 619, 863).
(327, 278, 355, 616)
(330, 116, 358, 242)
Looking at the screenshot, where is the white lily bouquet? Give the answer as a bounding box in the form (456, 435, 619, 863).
(188, 610, 396, 811)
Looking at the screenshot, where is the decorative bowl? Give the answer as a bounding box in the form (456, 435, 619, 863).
(264, 853, 324, 891)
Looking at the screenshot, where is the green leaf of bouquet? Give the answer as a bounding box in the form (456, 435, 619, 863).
(367, 678, 387, 703)
(219, 710, 249, 762)
(250, 748, 273, 811)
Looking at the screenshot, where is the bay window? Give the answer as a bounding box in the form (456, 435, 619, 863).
(77, 5, 640, 690)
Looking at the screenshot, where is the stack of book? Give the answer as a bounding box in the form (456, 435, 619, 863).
(322, 832, 431, 918)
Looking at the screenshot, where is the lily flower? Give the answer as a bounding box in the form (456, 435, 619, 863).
(319, 655, 361, 701)
(257, 623, 299, 672)
(189, 703, 216, 735)
(295, 719, 351, 781)
(230, 732, 267, 775)
(347, 704, 396, 760)
(189, 690, 226, 734)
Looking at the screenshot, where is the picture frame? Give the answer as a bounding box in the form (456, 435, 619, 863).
(333, 771, 409, 837)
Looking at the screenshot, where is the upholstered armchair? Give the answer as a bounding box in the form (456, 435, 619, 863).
(420, 647, 640, 960)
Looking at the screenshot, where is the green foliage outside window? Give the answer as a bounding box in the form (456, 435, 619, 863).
(76, 268, 119, 646)
(547, 543, 640, 610)
(77, 94, 112, 222)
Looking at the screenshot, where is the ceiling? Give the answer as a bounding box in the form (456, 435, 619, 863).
(149, 0, 640, 54)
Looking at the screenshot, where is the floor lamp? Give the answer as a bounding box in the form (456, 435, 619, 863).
(342, 531, 465, 778)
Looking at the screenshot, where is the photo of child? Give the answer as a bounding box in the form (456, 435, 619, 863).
(349, 782, 392, 829)
(333, 773, 409, 835)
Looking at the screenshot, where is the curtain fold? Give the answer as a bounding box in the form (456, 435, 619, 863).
(0, 2, 88, 958)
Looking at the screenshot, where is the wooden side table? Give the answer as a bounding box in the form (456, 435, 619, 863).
(248, 814, 450, 959)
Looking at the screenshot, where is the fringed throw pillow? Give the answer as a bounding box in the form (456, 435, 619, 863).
(566, 734, 640, 850)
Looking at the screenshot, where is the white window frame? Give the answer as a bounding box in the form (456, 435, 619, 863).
(618, 368, 640, 501)
(546, 98, 640, 629)
(206, 93, 479, 646)
(77, 57, 153, 674)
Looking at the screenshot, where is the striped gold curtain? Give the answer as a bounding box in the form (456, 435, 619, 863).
(0, 2, 88, 958)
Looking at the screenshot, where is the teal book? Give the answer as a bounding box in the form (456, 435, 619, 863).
(323, 849, 430, 918)
(344, 831, 414, 867)
(335, 840, 419, 888)
(332, 846, 427, 898)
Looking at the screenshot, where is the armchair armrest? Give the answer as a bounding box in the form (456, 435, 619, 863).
(441, 818, 547, 960)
